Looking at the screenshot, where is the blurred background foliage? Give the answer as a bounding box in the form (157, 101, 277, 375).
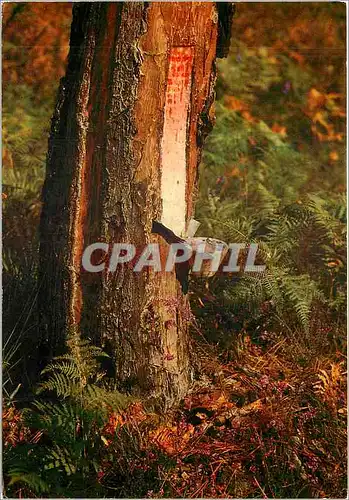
(193, 1, 346, 348)
(2, 3, 71, 257)
(2, 3, 347, 498)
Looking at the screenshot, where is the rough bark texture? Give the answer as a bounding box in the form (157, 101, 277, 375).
(39, 2, 233, 407)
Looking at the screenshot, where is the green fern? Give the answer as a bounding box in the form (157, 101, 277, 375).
(4, 333, 132, 496)
(194, 194, 345, 335)
(37, 330, 132, 411)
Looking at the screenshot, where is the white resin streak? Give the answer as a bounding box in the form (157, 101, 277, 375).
(160, 48, 193, 237)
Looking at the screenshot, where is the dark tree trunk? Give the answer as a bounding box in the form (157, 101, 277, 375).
(39, 2, 233, 407)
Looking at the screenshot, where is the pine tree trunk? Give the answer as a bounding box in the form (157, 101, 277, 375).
(39, 2, 233, 406)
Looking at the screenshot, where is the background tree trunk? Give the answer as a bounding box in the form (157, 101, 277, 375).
(39, 2, 233, 406)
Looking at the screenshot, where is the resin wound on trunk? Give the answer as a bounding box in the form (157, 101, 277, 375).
(160, 47, 194, 237)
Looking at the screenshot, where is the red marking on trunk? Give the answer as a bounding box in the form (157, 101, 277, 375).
(166, 47, 194, 121)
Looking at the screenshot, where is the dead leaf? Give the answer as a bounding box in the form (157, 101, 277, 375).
(307, 88, 326, 110)
(248, 136, 257, 146)
(329, 151, 339, 162)
(289, 51, 305, 65)
(271, 123, 287, 137)
(224, 96, 249, 112)
(242, 110, 257, 123)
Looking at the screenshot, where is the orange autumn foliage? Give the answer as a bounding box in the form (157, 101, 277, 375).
(2, 3, 71, 94)
(304, 88, 344, 143)
(271, 122, 287, 137)
(224, 96, 257, 123)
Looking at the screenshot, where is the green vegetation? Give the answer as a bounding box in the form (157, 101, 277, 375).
(4, 333, 131, 497)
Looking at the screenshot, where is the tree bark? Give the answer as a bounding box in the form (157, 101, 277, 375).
(39, 2, 233, 407)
